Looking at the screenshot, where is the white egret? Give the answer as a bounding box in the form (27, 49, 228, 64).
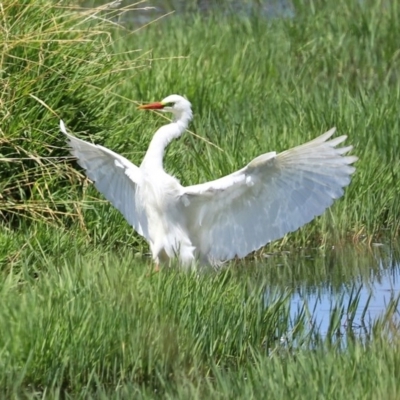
(60, 94, 357, 268)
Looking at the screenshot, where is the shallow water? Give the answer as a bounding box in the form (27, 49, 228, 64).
(261, 244, 400, 340)
(80, 0, 295, 24)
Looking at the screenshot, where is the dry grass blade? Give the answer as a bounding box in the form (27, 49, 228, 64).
(0, 0, 152, 226)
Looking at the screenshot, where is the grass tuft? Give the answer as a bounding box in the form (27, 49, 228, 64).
(0, 0, 151, 227)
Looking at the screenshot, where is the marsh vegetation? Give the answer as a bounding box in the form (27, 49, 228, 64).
(1, 0, 400, 397)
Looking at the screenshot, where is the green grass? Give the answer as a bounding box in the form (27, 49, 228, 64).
(1, 0, 400, 397)
(1, 246, 399, 398)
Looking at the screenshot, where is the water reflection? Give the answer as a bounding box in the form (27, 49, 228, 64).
(79, 0, 295, 24)
(260, 244, 400, 339)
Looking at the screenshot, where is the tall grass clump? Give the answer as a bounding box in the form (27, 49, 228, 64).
(0, 0, 150, 229)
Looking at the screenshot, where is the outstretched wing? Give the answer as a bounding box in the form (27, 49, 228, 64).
(60, 120, 149, 238)
(181, 128, 357, 264)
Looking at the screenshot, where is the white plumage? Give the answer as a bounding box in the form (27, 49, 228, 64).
(60, 94, 357, 267)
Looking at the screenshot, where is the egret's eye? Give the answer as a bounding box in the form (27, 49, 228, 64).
(163, 102, 175, 107)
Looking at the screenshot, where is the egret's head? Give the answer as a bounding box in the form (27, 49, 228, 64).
(138, 94, 192, 120)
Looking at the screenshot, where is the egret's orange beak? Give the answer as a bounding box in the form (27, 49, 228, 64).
(138, 102, 165, 110)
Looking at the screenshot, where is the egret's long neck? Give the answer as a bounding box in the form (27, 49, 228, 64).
(141, 111, 192, 170)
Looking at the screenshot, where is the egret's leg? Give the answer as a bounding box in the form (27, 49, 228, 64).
(146, 260, 160, 277)
(152, 256, 161, 273)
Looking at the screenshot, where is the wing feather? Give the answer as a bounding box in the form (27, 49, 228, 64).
(60, 121, 149, 238)
(182, 128, 357, 264)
